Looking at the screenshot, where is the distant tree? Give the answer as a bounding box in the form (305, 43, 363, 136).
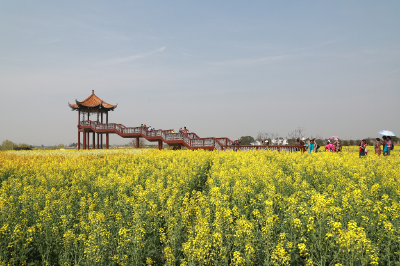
(240, 136, 255, 145)
(365, 138, 373, 146)
(342, 140, 349, 146)
(129, 138, 146, 148)
(256, 131, 270, 142)
(53, 144, 65, 149)
(349, 140, 355, 146)
(17, 143, 30, 148)
(69, 143, 82, 148)
(391, 136, 399, 144)
(1, 140, 16, 150)
(287, 127, 305, 140)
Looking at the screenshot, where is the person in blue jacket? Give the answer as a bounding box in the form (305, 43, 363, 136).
(309, 138, 316, 153)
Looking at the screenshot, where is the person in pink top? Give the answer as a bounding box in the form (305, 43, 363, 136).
(325, 142, 334, 152)
(325, 142, 331, 151)
(386, 136, 392, 156)
(330, 143, 335, 152)
(182, 127, 189, 134)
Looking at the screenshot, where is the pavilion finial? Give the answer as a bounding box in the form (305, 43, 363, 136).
(92, 90, 94, 94)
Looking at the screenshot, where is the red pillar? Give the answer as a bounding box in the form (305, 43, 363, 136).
(83, 131, 86, 149)
(106, 112, 109, 149)
(87, 132, 90, 150)
(158, 140, 163, 150)
(92, 131, 95, 149)
(97, 133, 99, 149)
(101, 113, 103, 149)
(78, 111, 81, 150)
(136, 137, 139, 149)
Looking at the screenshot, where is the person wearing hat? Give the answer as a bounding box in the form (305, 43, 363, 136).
(232, 139, 239, 151)
(309, 138, 317, 153)
(300, 138, 307, 152)
(375, 138, 382, 156)
(333, 138, 341, 152)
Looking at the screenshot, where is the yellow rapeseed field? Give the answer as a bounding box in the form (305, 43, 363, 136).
(0, 149, 399, 265)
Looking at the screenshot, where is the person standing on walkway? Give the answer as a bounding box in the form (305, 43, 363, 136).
(375, 138, 382, 156)
(183, 127, 189, 134)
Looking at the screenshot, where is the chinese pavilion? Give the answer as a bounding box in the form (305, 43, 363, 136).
(68, 90, 117, 149)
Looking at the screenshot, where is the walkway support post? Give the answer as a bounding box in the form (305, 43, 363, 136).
(78, 131, 80, 150)
(101, 113, 103, 149)
(158, 140, 163, 150)
(106, 112, 109, 149)
(92, 132, 95, 149)
(83, 131, 86, 150)
(78, 110, 80, 150)
(136, 137, 139, 149)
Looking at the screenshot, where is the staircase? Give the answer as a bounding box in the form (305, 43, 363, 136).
(80, 120, 231, 150)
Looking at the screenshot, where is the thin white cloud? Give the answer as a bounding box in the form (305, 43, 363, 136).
(210, 53, 308, 67)
(296, 39, 339, 51)
(101, 46, 166, 65)
(41, 39, 61, 45)
(387, 68, 400, 75)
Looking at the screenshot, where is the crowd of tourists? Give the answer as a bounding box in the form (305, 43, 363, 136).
(140, 124, 154, 132)
(296, 138, 343, 153)
(140, 124, 190, 134)
(359, 136, 393, 158)
(298, 136, 394, 157)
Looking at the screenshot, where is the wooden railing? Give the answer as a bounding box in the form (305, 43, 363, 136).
(224, 145, 304, 152)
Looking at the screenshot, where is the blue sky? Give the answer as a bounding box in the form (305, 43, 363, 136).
(1, 1, 399, 145)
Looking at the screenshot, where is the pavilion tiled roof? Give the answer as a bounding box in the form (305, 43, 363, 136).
(68, 90, 117, 110)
